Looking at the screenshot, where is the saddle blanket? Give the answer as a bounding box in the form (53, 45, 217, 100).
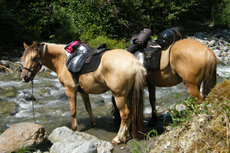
(79, 51, 106, 74)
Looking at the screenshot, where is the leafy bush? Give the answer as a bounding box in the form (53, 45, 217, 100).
(0, 0, 228, 51)
(212, 0, 230, 28)
(87, 35, 128, 49)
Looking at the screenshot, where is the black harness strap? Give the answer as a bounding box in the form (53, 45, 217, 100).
(167, 28, 182, 81)
(22, 62, 42, 81)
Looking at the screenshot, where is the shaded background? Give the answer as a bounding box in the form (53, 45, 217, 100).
(0, 0, 229, 51)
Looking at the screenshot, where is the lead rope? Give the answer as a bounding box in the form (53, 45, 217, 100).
(31, 80, 36, 123)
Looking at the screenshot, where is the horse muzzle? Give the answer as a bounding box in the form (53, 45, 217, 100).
(21, 73, 34, 83)
(21, 68, 36, 83)
(21, 63, 41, 83)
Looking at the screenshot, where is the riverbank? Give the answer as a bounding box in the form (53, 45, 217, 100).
(0, 27, 230, 152)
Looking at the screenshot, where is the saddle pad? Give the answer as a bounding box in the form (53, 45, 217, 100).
(79, 51, 106, 74)
(159, 45, 171, 70)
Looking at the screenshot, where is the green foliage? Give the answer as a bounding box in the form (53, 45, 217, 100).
(9, 147, 35, 153)
(168, 96, 211, 127)
(87, 35, 128, 49)
(0, 0, 227, 50)
(129, 141, 143, 153)
(212, 0, 230, 27)
(129, 129, 158, 153)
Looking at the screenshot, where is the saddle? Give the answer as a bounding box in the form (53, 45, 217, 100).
(134, 41, 171, 71)
(144, 41, 172, 70)
(66, 43, 107, 74)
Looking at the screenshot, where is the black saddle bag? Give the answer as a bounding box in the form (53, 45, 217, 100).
(156, 27, 183, 50)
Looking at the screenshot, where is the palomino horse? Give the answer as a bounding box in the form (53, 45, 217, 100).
(20, 41, 146, 144)
(112, 38, 217, 123)
(147, 38, 217, 121)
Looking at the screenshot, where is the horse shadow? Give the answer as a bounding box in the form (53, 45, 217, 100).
(64, 112, 175, 139)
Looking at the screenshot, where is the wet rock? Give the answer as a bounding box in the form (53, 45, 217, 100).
(0, 122, 47, 153)
(221, 51, 227, 57)
(49, 126, 113, 153)
(213, 49, 221, 56)
(23, 91, 37, 101)
(37, 68, 53, 78)
(36, 88, 51, 97)
(190, 28, 230, 66)
(0, 60, 10, 68)
(0, 101, 18, 116)
(0, 60, 22, 75)
(10, 62, 23, 72)
(10, 105, 20, 115)
(0, 86, 18, 98)
(208, 40, 216, 47)
(37, 71, 53, 78)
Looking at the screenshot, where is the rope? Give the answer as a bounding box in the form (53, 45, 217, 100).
(31, 80, 36, 123)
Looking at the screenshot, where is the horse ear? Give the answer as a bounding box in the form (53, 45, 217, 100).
(32, 41, 38, 50)
(23, 42, 28, 49)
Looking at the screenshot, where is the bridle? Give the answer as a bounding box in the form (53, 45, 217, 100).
(22, 61, 42, 81)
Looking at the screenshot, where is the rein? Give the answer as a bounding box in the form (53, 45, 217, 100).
(23, 62, 41, 124)
(22, 60, 42, 124)
(31, 80, 36, 123)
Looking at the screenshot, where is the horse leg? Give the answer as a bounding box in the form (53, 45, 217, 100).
(80, 93, 97, 127)
(111, 96, 121, 124)
(147, 81, 158, 125)
(112, 96, 131, 144)
(65, 87, 78, 131)
(184, 82, 204, 104)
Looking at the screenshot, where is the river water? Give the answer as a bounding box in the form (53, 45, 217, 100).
(0, 59, 230, 151)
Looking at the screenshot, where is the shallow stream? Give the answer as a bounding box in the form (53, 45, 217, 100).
(0, 60, 230, 152)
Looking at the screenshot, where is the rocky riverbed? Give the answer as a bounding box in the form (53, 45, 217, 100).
(0, 27, 229, 153)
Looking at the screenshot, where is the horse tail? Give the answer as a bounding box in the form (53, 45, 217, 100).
(202, 48, 217, 97)
(132, 60, 146, 139)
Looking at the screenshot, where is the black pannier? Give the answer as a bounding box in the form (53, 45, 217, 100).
(155, 27, 183, 50)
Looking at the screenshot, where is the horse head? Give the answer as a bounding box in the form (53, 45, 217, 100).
(21, 41, 43, 82)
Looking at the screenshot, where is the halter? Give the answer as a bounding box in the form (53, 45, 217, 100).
(22, 61, 42, 81)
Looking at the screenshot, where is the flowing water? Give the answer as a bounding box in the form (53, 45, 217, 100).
(0, 60, 230, 152)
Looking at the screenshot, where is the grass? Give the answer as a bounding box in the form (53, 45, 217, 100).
(129, 129, 158, 153)
(129, 80, 230, 153)
(9, 147, 35, 153)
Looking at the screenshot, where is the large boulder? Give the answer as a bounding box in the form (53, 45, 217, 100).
(49, 126, 113, 153)
(0, 122, 47, 153)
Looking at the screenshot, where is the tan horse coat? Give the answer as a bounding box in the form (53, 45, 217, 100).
(147, 38, 217, 121)
(21, 42, 146, 144)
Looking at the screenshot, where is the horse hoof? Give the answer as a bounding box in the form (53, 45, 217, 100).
(71, 126, 78, 131)
(112, 137, 121, 144)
